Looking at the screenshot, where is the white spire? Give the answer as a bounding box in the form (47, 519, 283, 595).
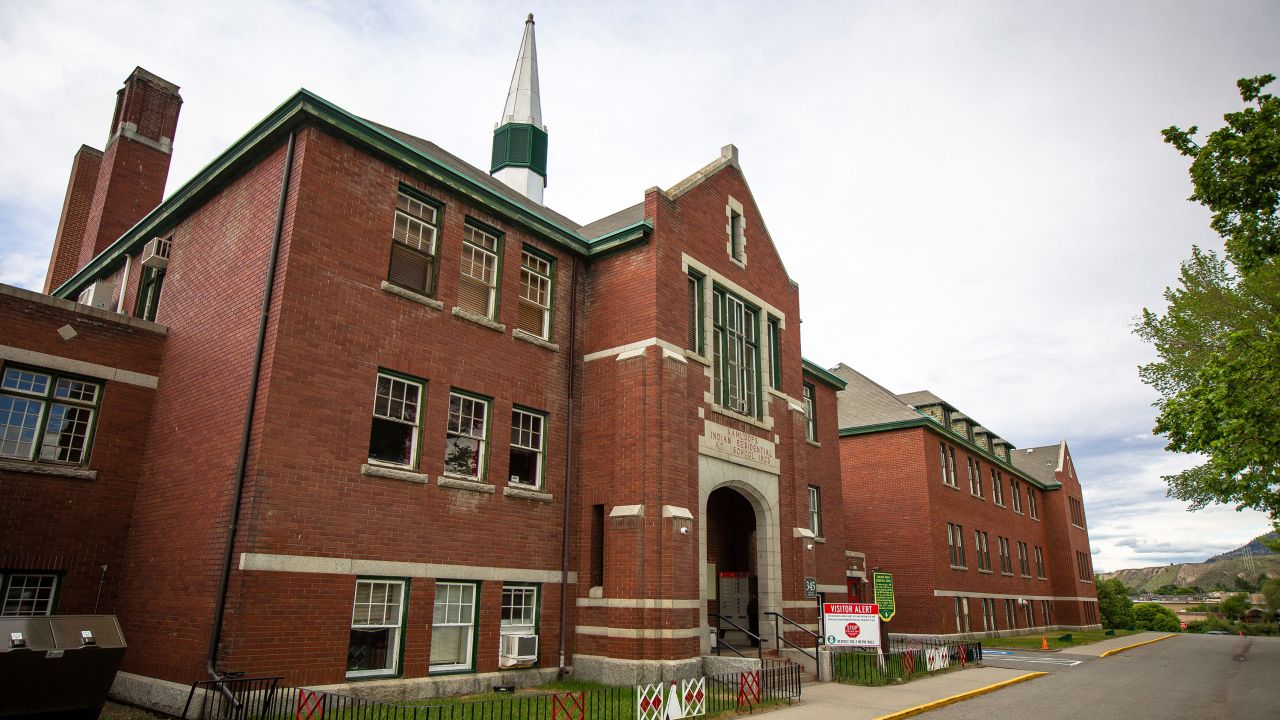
(501, 14, 543, 129)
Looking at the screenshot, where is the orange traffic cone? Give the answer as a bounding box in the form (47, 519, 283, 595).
(1041, 635, 1049, 650)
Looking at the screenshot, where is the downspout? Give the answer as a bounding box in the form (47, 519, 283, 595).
(557, 255, 579, 679)
(207, 130, 296, 679)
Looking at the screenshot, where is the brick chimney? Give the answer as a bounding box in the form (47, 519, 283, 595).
(43, 67, 181, 293)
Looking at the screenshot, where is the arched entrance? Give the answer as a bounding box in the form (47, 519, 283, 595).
(706, 486, 759, 649)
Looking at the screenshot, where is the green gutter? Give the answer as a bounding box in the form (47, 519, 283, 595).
(54, 88, 654, 301)
(801, 359, 846, 390)
(838, 417, 1060, 490)
(584, 219, 652, 255)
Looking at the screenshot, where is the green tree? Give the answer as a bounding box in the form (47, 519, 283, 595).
(1220, 592, 1251, 621)
(1140, 75, 1280, 547)
(1133, 603, 1181, 632)
(1097, 577, 1136, 629)
(1262, 578, 1280, 616)
(1161, 75, 1280, 273)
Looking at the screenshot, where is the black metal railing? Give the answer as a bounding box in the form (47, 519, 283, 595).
(711, 613, 764, 659)
(763, 611, 820, 662)
(183, 675, 283, 720)
(200, 664, 802, 720)
(832, 641, 983, 686)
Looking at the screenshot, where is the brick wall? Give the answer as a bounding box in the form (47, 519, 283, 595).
(0, 286, 164, 620)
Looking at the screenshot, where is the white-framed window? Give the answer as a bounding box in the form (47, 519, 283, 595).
(1069, 497, 1086, 527)
(969, 458, 984, 497)
(431, 581, 478, 672)
(954, 597, 970, 633)
(368, 371, 423, 468)
(1010, 479, 1023, 514)
(1, 366, 101, 465)
(509, 408, 545, 488)
(939, 443, 949, 486)
(807, 485, 822, 537)
(998, 537, 1013, 575)
(1025, 600, 1035, 627)
(712, 287, 759, 417)
(347, 578, 406, 678)
(1034, 546, 1046, 578)
(1, 573, 58, 616)
(947, 522, 966, 568)
(1017, 542, 1031, 577)
(803, 383, 817, 442)
(445, 392, 489, 480)
(1027, 487, 1039, 519)
(991, 469, 1005, 506)
(501, 584, 538, 636)
(1005, 599, 1018, 628)
(388, 190, 440, 296)
(982, 598, 997, 631)
(947, 446, 957, 487)
(458, 223, 500, 319)
(517, 250, 553, 339)
(1042, 600, 1053, 625)
(975, 530, 991, 571)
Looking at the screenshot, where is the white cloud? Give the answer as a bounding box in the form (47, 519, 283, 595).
(1, 1, 1277, 570)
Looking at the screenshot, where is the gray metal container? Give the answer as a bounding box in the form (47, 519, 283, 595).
(0, 615, 127, 719)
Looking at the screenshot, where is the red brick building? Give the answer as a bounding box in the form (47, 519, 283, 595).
(1, 17, 856, 709)
(831, 364, 1100, 638)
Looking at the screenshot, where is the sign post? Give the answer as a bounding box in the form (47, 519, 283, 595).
(822, 603, 881, 648)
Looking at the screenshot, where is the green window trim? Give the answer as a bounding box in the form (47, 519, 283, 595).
(431, 579, 481, 675)
(803, 382, 817, 442)
(368, 369, 426, 471)
(134, 265, 165, 322)
(346, 576, 410, 680)
(711, 285, 761, 418)
(500, 582, 543, 667)
(0, 364, 103, 467)
(768, 316, 782, 391)
(517, 245, 556, 340)
(687, 271, 705, 354)
(445, 389, 493, 481)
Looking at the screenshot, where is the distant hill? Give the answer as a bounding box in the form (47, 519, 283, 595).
(1206, 532, 1278, 562)
(1101, 533, 1280, 593)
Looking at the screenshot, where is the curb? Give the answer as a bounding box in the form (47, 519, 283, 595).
(870, 672, 1048, 720)
(1098, 634, 1178, 658)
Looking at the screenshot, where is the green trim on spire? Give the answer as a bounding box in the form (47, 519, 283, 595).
(491, 123, 548, 177)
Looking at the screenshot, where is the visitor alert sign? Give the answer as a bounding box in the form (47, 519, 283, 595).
(822, 603, 880, 648)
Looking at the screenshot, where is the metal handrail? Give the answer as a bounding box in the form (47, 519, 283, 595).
(765, 610, 820, 661)
(712, 614, 764, 659)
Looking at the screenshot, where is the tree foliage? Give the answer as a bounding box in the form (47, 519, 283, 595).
(1140, 75, 1280, 546)
(1133, 602, 1181, 632)
(1162, 75, 1280, 273)
(1262, 578, 1280, 616)
(1219, 592, 1251, 621)
(1097, 577, 1136, 630)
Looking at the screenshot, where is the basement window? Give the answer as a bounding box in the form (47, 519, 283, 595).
(0, 573, 59, 616)
(347, 578, 406, 678)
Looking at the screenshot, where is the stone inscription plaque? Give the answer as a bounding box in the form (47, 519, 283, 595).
(699, 420, 779, 472)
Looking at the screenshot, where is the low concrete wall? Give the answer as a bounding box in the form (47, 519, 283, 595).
(572, 654, 702, 685)
(313, 668, 560, 702)
(110, 671, 198, 718)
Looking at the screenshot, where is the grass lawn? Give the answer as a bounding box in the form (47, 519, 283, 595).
(985, 628, 1141, 651)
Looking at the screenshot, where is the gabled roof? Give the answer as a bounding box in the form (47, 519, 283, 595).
(896, 390, 949, 409)
(831, 364, 923, 428)
(802, 359, 846, 390)
(1010, 443, 1064, 486)
(53, 89, 653, 300)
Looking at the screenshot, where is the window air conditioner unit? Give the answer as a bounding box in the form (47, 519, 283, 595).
(499, 633, 538, 667)
(141, 236, 171, 269)
(78, 281, 116, 311)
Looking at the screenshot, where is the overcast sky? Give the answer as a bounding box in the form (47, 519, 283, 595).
(2, 1, 1277, 573)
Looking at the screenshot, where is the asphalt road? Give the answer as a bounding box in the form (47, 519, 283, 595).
(923, 634, 1280, 719)
(980, 649, 1090, 673)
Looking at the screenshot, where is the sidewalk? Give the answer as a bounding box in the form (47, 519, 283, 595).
(1054, 631, 1178, 657)
(766, 666, 1040, 720)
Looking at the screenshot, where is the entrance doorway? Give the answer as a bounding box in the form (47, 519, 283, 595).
(706, 487, 758, 648)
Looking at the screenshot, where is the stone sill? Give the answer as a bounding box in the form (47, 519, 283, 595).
(361, 463, 429, 484)
(381, 281, 443, 311)
(503, 486, 554, 502)
(452, 307, 505, 333)
(513, 329, 559, 352)
(805, 439, 821, 448)
(0, 459, 96, 481)
(438, 475, 496, 493)
(684, 349, 711, 366)
(709, 404, 772, 432)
